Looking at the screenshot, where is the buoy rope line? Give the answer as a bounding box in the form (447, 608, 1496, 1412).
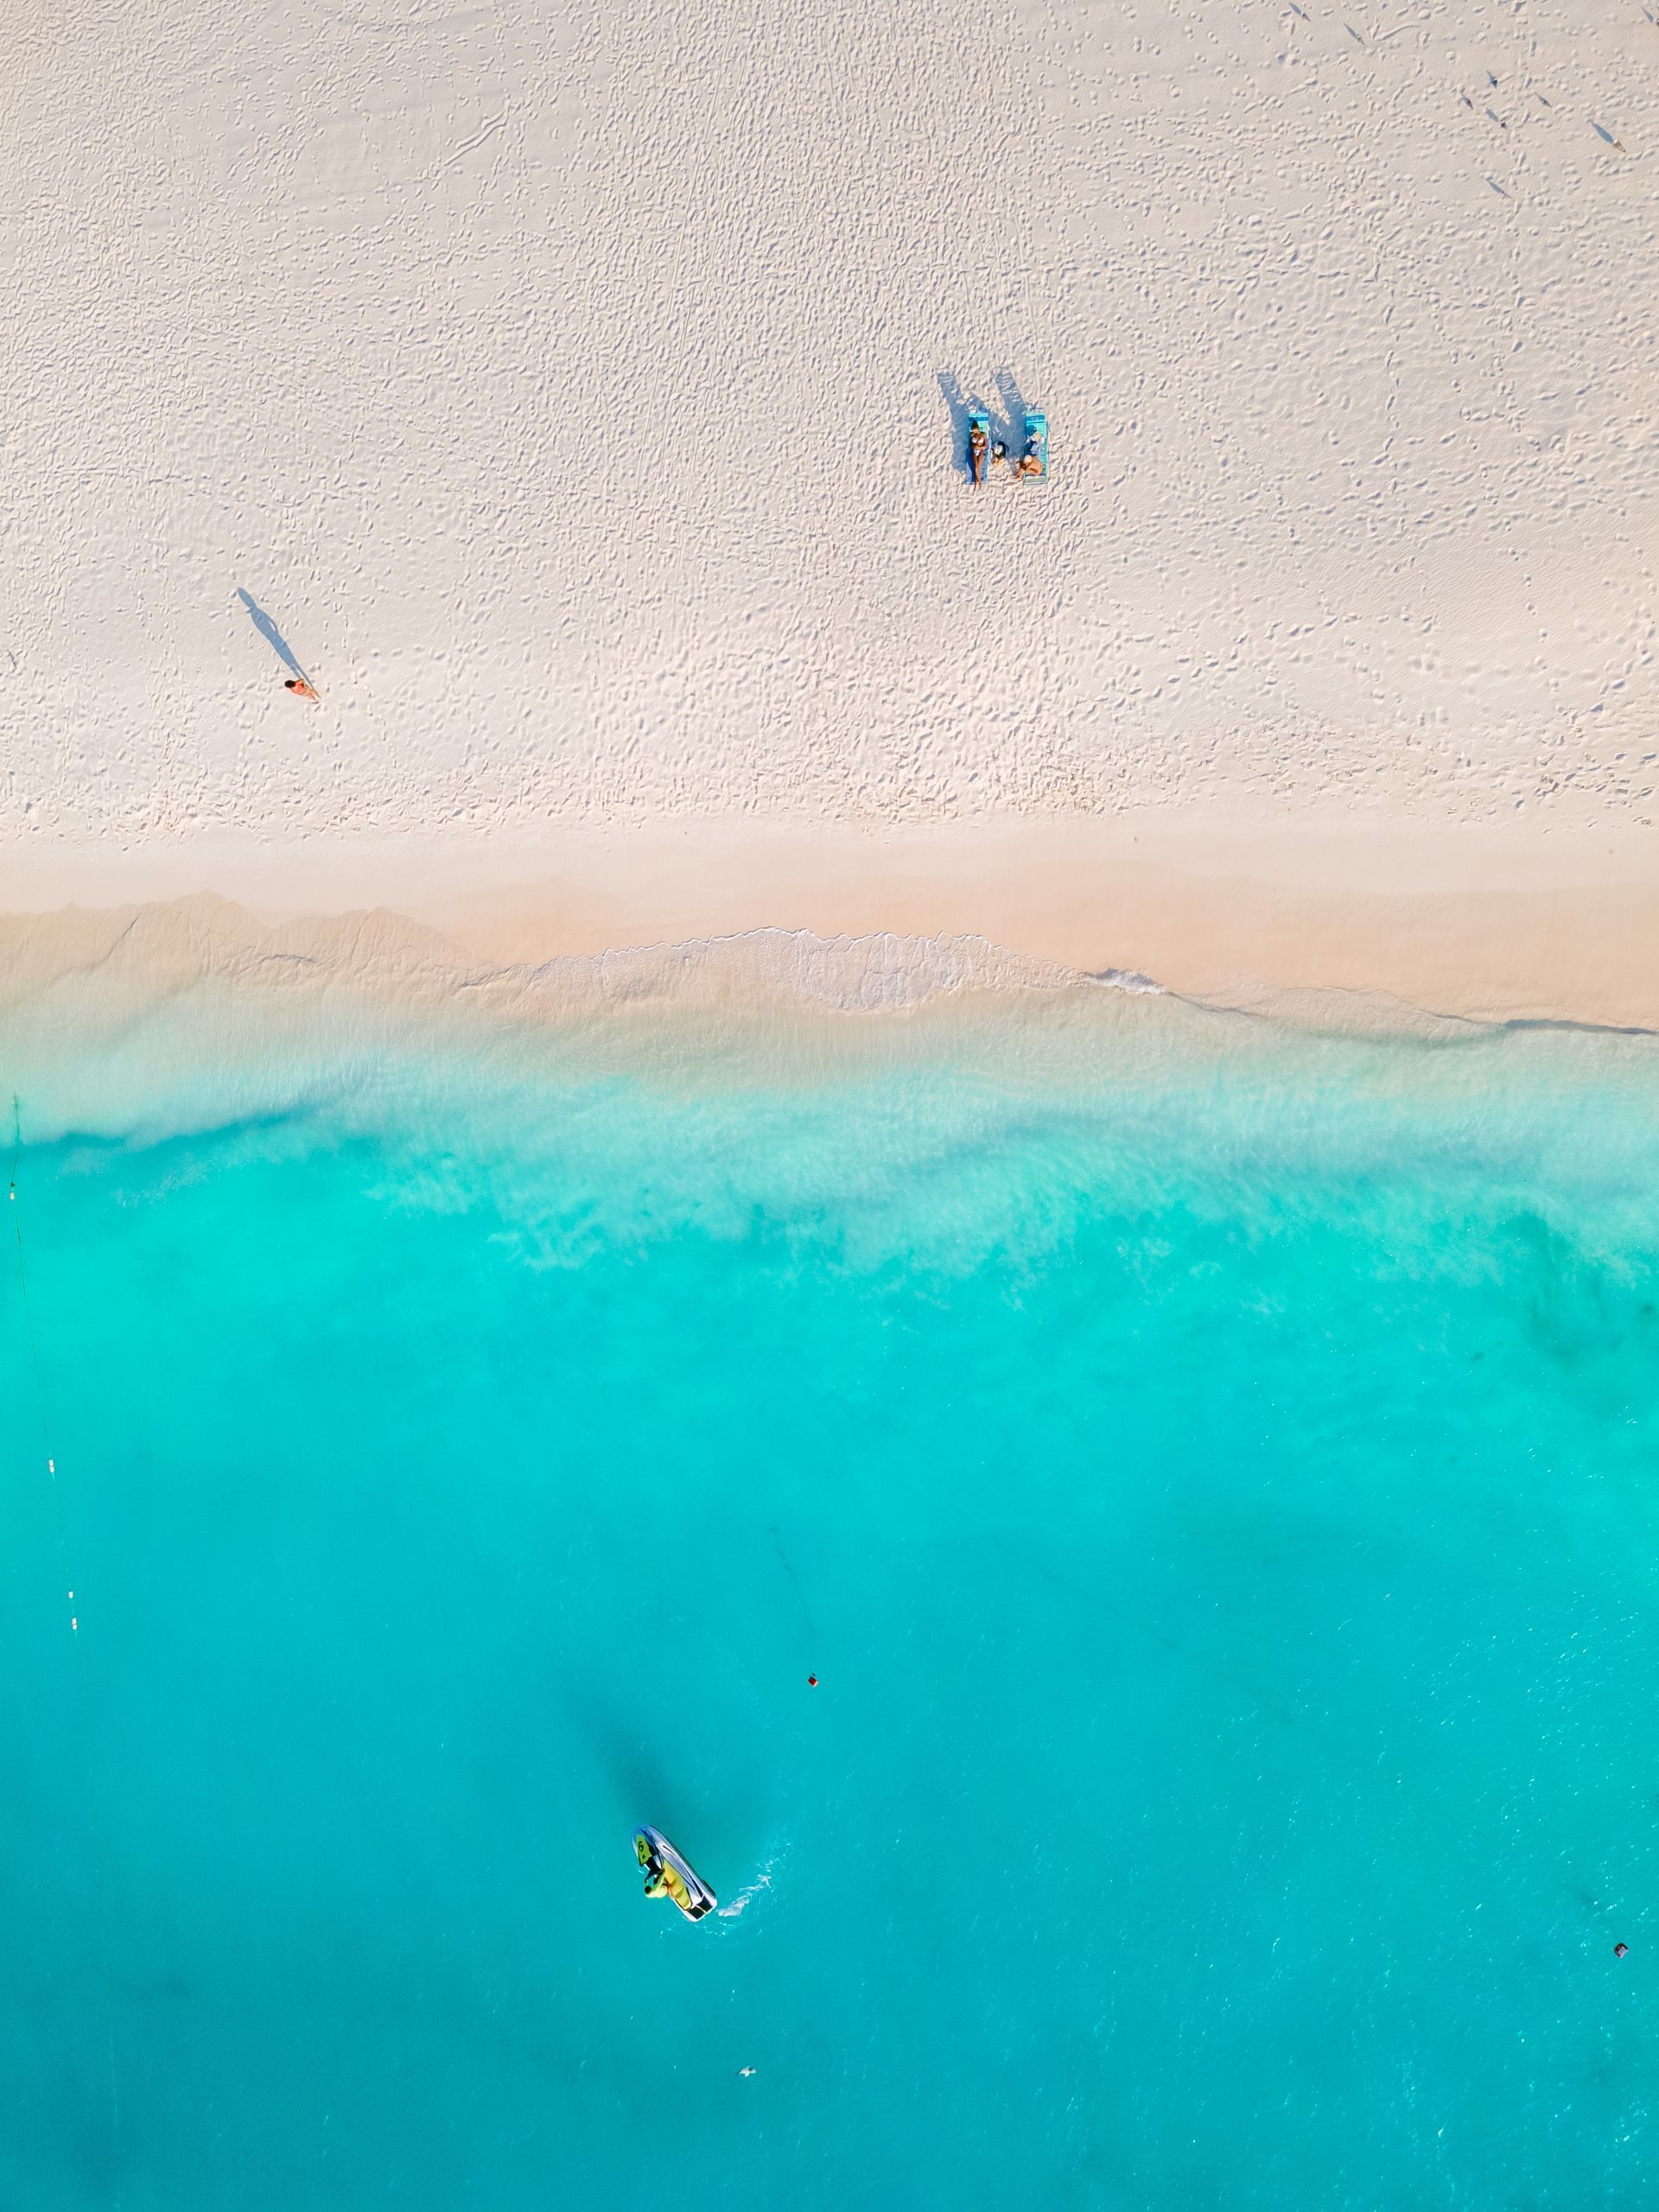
(9, 1099, 123, 2158)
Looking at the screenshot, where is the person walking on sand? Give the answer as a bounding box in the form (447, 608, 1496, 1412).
(284, 677, 321, 703)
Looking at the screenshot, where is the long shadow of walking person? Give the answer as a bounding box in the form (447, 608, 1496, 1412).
(237, 588, 315, 689)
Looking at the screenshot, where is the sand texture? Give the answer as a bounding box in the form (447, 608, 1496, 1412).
(5, 0, 1658, 857)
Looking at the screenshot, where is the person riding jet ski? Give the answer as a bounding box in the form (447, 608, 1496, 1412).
(634, 1827, 717, 1921)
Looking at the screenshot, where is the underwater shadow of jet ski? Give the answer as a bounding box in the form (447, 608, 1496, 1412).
(634, 1827, 717, 1921)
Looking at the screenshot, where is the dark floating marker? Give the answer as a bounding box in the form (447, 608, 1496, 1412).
(807, 1675, 818, 1688)
(1615, 1942, 1630, 1959)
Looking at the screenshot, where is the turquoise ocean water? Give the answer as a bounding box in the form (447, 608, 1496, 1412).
(3, 988, 1658, 2209)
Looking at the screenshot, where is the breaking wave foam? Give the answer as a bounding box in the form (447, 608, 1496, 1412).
(0, 897, 1102, 1024)
(0, 896, 1160, 1148)
(527, 926, 1082, 1013)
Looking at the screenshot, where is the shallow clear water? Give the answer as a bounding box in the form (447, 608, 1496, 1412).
(4, 1002, 1658, 2209)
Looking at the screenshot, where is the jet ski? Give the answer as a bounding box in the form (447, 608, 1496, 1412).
(634, 1827, 718, 1921)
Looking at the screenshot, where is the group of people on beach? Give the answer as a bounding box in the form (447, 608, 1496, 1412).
(968, 418, 1046, 486)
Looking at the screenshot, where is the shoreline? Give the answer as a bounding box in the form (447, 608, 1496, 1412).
(4, 807, 1658, 1033)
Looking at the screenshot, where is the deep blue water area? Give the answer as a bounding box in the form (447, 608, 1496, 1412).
(3, 1005, 1657, 2209)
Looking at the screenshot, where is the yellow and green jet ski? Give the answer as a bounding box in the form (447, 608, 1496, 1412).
(634, 1827, 717, 1921)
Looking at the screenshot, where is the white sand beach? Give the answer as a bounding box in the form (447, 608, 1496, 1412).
(5, 0, 1657, 1022)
